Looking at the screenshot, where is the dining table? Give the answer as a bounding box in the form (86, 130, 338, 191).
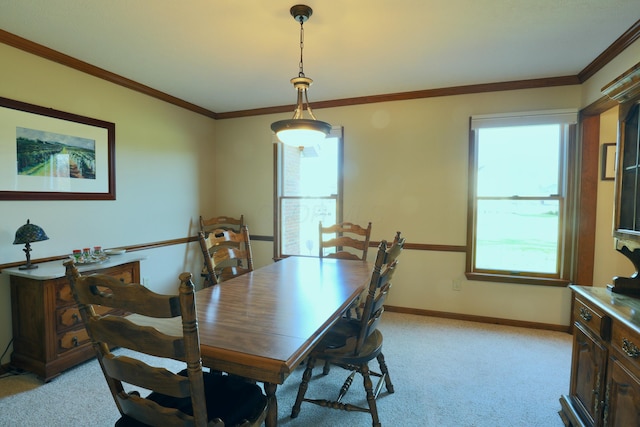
(131, 255, 373, 427)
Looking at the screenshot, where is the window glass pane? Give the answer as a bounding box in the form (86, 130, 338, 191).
(477, 125, 560, 197)
(281, 197, 336, 256)
(282, 138, 338, 197)
(475, 199, 559, 274)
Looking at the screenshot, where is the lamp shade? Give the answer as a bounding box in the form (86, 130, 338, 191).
(271, 118, 332, 147)
(13, 219, 49, 245)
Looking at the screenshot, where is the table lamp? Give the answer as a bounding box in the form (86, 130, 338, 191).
(13, 219, 49, 270)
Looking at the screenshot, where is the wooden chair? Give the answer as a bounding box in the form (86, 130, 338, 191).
(64, 261, 267, 427)
(198, 225, 254, 287)
(199, 215, 244, 236)
(291, 233, 405, 427)
(319, 221, 372, 326)
(319, 221, 372, 260)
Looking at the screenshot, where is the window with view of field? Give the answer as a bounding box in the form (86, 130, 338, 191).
(468, 111, 578, 284)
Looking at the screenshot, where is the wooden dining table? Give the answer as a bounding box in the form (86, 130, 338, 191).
(131, 256, 372, 426)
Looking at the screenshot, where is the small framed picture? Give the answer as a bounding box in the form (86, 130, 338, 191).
(601, 143, 616, 181)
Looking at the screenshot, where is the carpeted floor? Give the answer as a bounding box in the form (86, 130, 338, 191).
(0, 312, 572, 426)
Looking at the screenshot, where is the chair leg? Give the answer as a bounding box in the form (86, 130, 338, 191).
(361, 363, 381, 427)
(291, 356, 316, 418)
(376, 352, 394, 393)
(322, 359, 331, 375)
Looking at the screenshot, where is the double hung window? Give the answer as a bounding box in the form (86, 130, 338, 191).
(467, 110, 578, 285)
(274, 128, 343, 258)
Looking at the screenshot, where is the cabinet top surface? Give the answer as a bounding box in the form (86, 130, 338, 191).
(571, 285, 640, 330)
(1, 252, 146, 280)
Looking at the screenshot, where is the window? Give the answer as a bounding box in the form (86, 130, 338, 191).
(467, 110, 578, 285)
(274, 128, 343, 258)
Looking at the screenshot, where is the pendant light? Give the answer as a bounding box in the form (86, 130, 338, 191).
(271, 4, 331, 147)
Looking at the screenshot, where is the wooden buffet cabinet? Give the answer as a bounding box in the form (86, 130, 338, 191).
(558, 60, 640, 427)
(2, 254, 144, 381)
(559, 286, 640, 427)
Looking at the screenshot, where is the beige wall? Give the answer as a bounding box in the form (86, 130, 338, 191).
(0, 44, 217, 357)
(1, 38, 639, 361)
(215, 86, 585, 327)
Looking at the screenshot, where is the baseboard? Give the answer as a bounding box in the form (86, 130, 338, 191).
(385, 305, 571, 333)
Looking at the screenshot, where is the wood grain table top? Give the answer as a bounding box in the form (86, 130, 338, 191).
(131, 256, 372, 384)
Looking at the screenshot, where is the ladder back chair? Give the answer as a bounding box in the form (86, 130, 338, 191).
(199, 215, 244, 236)
(64, 261, 267, 427)
(291, 233, 405, 427)
(319, 221, 373, 325)
(198, 225, 254, 287)
(319, 221, 372, 260)
(321, 231, 401, 376)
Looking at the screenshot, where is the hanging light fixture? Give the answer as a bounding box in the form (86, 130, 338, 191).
(271, 4, 331, 147)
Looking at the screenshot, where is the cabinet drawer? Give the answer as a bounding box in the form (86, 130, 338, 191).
(56, 305, 113, 332)
(95, 265, 135, 284)
(611, 320, 640, 371)
(58, 327, 90, 354)
(574, 298, 610, 340)
(56, 263, 136, 307)
(56, 280, 75, 306)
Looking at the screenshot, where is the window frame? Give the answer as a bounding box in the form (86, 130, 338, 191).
(273, 127, 344, 260)
(465, 111, 578, 286)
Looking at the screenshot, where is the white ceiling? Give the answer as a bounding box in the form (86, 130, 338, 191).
(1, 0, 639, 114)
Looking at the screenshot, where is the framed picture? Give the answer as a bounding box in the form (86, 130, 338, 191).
(0, 96, 115, 200)
(601, 142, 616, 181)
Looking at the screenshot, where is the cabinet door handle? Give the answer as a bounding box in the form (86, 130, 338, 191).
(71, 336, 79, 347)
(622, 338, 640, 358)
(71, 313, 79, 323)
(579, 307, 592, 322)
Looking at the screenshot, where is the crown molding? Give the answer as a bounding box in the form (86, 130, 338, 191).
(2, 19, 639, 120)
(0, 29, 218, 119)
(578, 19, 640, 83)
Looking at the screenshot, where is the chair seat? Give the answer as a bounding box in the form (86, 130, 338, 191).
(115, 370, 267, 427)
(316, 329, 384, 365)
(320, 318, 360, 346)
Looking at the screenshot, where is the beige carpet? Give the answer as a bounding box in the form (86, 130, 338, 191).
(0, 312, 572, 426)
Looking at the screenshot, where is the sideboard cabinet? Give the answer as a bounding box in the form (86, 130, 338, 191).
(3, 255, 143, 381)
(602, 61, 640, 296)
(559, 286, 640, 427)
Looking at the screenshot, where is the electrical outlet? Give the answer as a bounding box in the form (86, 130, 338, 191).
(452, 279, 462, 291)
(143, 277, 150, 287)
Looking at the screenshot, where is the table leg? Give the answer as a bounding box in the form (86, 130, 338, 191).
(264, 382, 278, 427)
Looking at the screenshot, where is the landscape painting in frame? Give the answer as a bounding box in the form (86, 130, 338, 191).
(0, 97, 115, 200)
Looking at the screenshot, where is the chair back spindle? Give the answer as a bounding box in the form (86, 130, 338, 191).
(319, 221, 372, 260)
(198, 224, 254, 286)
(199, 214, 244, 236)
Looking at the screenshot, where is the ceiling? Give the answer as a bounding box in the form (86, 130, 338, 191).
(1, 1, 639, 116)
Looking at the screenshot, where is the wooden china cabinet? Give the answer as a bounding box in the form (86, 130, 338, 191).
(559, 62, 640, 427)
